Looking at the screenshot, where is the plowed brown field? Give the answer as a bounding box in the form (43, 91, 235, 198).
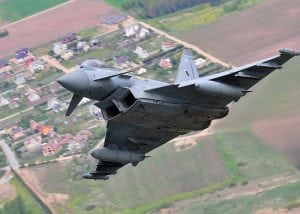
(0, 0, 119, 58)
(181, 0, 300, 66)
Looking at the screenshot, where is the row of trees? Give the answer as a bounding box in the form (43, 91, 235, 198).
(121, 0, 226, 18)
(0, 196, 28, 214)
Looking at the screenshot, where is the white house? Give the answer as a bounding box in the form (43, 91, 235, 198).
(0, 96, 9, 107)
(124, 24, 150, 40)
(195, 58, 206, 67)
(53, 42, 67, 56)
(133, 46, 149, 59)
(29, 59, 45, 72)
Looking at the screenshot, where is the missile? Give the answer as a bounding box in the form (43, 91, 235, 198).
(82, 172, 109, 180)
(91, 147, 145, 164)
(195, 80, 248, 98)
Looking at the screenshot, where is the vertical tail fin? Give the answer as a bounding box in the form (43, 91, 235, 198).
(175, 49, 199, 83)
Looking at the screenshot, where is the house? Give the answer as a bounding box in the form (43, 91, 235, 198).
(9, 99, 20, 109)
(114, 55, 130, 68)
(60, 32, 77, 44)
(58, 133, 74, 144)
(74, 130, 92, 142)
(24, 134, 42, 150)
(30, 120, 54, 136)
(26, 88, 40, 102)
(61, 50, 74, 61)
(136, 67, 147, 75)
(124, 24, 150, 40)
(138, 28, 150, 39)
(161, 42, 177, 52)
(13, 73, 26, 85)
(29, 59, 45, 72)
(15, 48, 31, 62)
(29, 120, 40, 131)
(53, 42, 67, 56)
(195, 58, 206, 67)
(159, 58, 173, 69)
(48, 82, 64, 94)
(43, 139, 61, 156)
(76, 41, 90, 52)
(47, 98, 67, 112)
(103, 14, 128, 26)
(124, 24, 139, 37)
(89, 39, 100, 47)
(133, 46, 149, 59)
(0, 96, 9, 107)
(66, 140, 82, 153)
(6, 126, 25, 141)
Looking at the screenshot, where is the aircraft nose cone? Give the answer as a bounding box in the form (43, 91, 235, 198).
(57, 70, 90, 94)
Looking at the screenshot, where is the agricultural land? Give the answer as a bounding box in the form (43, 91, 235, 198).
(1, 0, 300, 213)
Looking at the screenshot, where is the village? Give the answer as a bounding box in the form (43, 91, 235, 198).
(0, 14, 226, 168)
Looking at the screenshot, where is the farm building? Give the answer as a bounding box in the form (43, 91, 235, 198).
(103, 14, 128, 26)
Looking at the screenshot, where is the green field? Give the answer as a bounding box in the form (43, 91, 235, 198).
(149, 0, 265, 34)
(105, 0, 264, 34)
(28, 138, 230, 213)
(184, 180, 300, 214)
(215, 130, 296, 182)
(218, 58, 300, 129)
(8, 177, 48, 214)
(104, 0, 130, 9)
(0, 0, 68, 22)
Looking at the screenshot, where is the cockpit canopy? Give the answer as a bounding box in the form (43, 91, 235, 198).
(80, 59, 106, 68)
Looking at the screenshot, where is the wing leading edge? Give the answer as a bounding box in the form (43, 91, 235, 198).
(146, 48, 300, 105)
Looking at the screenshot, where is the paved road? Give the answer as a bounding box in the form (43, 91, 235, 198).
(0, 140, 20, 170)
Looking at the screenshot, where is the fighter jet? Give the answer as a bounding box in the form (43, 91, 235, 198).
(57, 48, 299, 180)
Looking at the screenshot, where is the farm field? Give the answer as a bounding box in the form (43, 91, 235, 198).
(0, 0, 68, 23)
(183, 180, 300, 214)
(180, 0, 300, 65)
(104, 0, 263, 35)
(215, 57, 300, 169)
(22, 127, 298, 213)
(146, 0, 263, 35)
(6, 177, 48, 214)
(0, 0, 119, 58)
(24, 137, 230, 213)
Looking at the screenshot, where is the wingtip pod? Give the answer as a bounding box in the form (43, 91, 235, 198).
(279, 48, 300, 56)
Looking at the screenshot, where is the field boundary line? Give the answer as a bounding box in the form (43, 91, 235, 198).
(0, 0, 76, 31)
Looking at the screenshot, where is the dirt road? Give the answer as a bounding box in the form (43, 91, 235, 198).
(0, 140, 20, 170)
(138, 20, 230, 67)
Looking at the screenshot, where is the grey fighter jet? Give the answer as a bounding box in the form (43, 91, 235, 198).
(57, 48, 299, 180)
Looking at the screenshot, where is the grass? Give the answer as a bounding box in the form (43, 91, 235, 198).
(184, 180, 300, 214)
(215, 130, 296, 181)
(104, 0, 130, 9)
(105, 0, 265, 34)
(10, 177, 48, 214)
(62, 48, 112, 68)
(283, 199, 300, 210)
(27, 139, 230, 213)
(27, 68, 63, 88)
(148, 4, 226, 34)
(0, 0, 68, 22)
(77, 27, 101, 39)
(122, 179, 231, 214)
(219, 58, 300, 129)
